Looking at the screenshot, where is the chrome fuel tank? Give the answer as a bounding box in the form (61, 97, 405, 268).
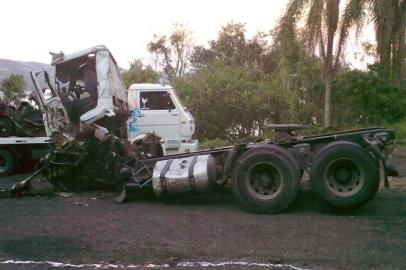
(152, 155, 216, 197)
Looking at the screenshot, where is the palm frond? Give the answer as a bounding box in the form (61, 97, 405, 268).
(305, 0, 325, 50)
(284, 0, 309, 22)
(370, 0, 394, 62)
(334, 0, 367, 70)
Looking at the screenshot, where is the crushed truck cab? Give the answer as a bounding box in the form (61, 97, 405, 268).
(127, 84, 198, 155)
(32, 45, 129, 141)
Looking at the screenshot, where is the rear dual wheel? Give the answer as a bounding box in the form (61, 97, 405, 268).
(310, 141, 380, 209)
(232, 145, 300, 214)
(0, 117, 14, 137)
(0, 149, 15, 176)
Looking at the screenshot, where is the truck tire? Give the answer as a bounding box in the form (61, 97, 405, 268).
(0, 117, 14, 137)
(310, 141, 379, 209)
(0, 149, 15, 176)
(232, 145, 300, 214)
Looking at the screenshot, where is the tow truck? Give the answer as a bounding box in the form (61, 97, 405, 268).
(0, 136, 49, 175)
(0, 99, 49, 175)
(6, 45, 397, 214)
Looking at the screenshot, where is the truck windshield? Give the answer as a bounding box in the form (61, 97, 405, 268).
(55, 57, 97, 99)
(139, 91, 175, 110)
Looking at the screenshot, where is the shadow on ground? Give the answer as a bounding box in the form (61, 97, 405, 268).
(0, 235, 89, 261)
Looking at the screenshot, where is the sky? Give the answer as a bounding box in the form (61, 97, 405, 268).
(0, 0, 374, 69)
(0, 0, 287, 68)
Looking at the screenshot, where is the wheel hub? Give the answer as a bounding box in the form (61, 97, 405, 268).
(247, 163, 283, 200)
(259, 173, 272, 186)
(335, 168, 351, 183)
(325, 158, 364, 197)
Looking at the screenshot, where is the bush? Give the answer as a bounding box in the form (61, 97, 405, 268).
(332, 69, 406, 127)
(199, 138, 229, 150)
(387, 121, 406, 144)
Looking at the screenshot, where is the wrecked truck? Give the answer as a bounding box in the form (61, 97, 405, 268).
(8, 45, 398, 214)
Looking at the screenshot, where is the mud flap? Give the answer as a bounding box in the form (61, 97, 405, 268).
(381, 162, 399, 188)
(378, 160, 390, 189)
(364, 137, 392, 188)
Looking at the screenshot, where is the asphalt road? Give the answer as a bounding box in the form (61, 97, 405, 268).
(0, 149, 405, 270)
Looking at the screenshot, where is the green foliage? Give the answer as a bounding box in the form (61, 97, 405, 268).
(147, 18, 404, 142)
(279, 0, 378, 127)
(0, 74, 26, 101)
(176, 59, 323, 140)
(199, 138, 229, 150)
(121, 60, 158, 88)
(389, 121, 406, 143)
(172, 21, 324, 140)
(191, 22, 273, 76)
(332, 68, 406, 127)
(148, 23, 193, 81)
(176, 60, 263, 140)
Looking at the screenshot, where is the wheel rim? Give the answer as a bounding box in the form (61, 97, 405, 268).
(0, 156, 7, 173)
(246, 162, 283, 200)
(324, 158, 364, 197)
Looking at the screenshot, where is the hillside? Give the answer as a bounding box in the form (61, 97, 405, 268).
(0, 58, 51, 94)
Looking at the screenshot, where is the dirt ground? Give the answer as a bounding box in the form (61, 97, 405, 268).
(0, 149, 405, 270)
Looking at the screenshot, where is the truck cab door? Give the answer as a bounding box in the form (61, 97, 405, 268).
(130, 90, 180, 143)
(30, 71, 71, 136)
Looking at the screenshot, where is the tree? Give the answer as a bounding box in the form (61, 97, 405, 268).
(121, 60, 158, 88)
(332, 66, 406, 126)
(347, 0, 406, 87)
(271, 15, 325, 125)
(148, 23, 194, 81)
(191, 22, 273, 77)
(176, 60, 273, 140)
(1, 74, 26, 101)
(388, 0, 406, 87)
(281, 0, 368, 128)
(176, 21, 324, 139)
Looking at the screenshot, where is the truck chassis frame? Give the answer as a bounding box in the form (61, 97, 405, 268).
(113, 126, 395, 213)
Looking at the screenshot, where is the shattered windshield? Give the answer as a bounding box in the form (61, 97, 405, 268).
(55, 54, 97, 98)
(54, 54, 99, 121)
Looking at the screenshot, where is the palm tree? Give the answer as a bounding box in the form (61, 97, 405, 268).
(357, 0, 405, 87)
(339, 0, 405, 86)
(281, 0, 406, 128)
(327, 0, 406, 86)
(281, 0, 350, 128)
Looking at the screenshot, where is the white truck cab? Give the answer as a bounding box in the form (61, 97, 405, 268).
(127, 84, 198, 155)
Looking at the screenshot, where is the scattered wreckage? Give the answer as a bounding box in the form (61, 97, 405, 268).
(4, 46, 398, 213)
(0, 88, 48, 176)
(0, 99, 45, 137)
